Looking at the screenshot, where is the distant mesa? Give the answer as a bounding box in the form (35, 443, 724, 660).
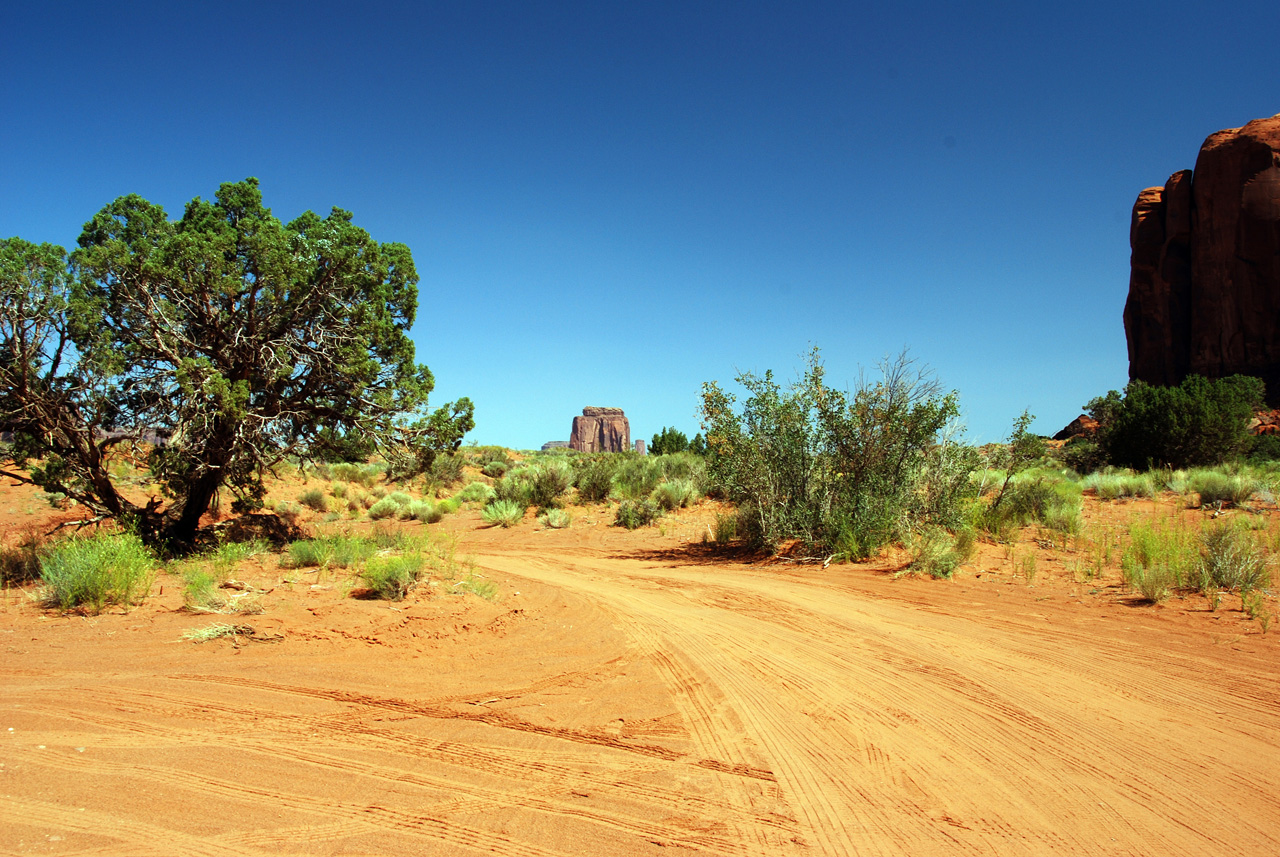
(569, 407, 631, 453)
(541, 441, 570, 451)
(1125, 112, 1280, 402)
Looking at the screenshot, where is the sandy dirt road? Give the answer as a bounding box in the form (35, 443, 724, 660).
(2, 515, 1279, 855)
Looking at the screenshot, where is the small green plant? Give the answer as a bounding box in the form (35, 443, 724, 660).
(1021, 554, 1037, 583)
(482, 499, 525, 528)
(39, 532, 156, 612)
(482, 460, 508, 478)
(615, 499, 661, 529)
(452, 572, 497, 600)
(330, 481, 348, 499)
(538, 508, 572, 529)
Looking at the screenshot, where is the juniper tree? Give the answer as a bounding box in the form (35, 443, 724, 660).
(0, 179, 471, 546)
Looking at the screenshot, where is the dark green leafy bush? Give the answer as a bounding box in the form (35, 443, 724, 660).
(1087, 375, 1263, 470)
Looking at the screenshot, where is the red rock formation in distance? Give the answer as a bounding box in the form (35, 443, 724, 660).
(569, 407, 631, 453)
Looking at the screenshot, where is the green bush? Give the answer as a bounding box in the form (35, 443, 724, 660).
(615, 499, 661, 529)
(367, 496, 401, 520)
(481, 499, 524, 528)
(40, 532, 156, 612)
(612, 455, 664, 501)
(360, 553, 425, 600)
(1188, 469, 1257, 507)
(1122, 521, 1198, 601)
(652, 478, 698, 511)
(1087, 374, 1263, 470)
(1082, 471, 1156, 501)
(431, 453, 465, 487)
(482, 460, 508, 478)
(454, 481, 496, 504)
(1198, 523, 1270, 592)
(574, 456, 621, 503)
(713, 512, 738, 544)
(904, 527, 966, 579)
(298, 487, 328, 513)
(437, 497, 460, 515)
(538, 508, 572, 529)
(700, 349, 969, 557)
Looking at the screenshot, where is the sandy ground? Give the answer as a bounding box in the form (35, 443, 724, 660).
(2, 494, 1278, 856)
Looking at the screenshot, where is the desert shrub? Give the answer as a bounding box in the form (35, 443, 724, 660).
(482, 460, 509, 478)
(437, 497, 460, 514)
(981, 473, 1082, 536)
(538, 508, 572, 529)
(385, 491, 413, 507)
(481, 499, 524, 528)
(1188, 469, 1257, 507)
(530, 459, 574, 508)
(1058, 437, 1106, 474)
(1122, 521, 1198, 601)
(431, 453, 465, 488)
(329, 481, 348, 499)
(713, 512, 738, 544)
(273, 500, 303, 523)
(327, 535, 377, 568)
(493, 469, 535, 509)
(0, 535, 41, 585)
(1198, 523, 1270, 592)
(454, 481, 496, 504)
(330, 462, 380, 488)
(653, 452, 709, 493)
(367, 496, 401, 520)
(39, 532, 156, 612)
(652, 478, 698, 511)
(1246, 433, 1280, 464)
(701, 349, 970, 557)
(904, 527, 965, 579)
(285, 538, 335, 568)
(1087, 374, 1264, 470)
(360, 553, 425, 600)
(403, 501, 440, 523)
(615, 499, 661, 529)
(574, 456, 622, 503)
(297, 488, 328, 513)
(612, 455, 664, 501)
(1082, 471, 1155, 501)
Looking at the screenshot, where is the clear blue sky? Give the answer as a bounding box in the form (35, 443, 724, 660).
(3, 1, 1278, 448)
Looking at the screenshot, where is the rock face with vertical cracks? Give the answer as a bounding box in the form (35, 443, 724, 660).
(1125, 113, 1280, 400)
(569, 407, 631, 453)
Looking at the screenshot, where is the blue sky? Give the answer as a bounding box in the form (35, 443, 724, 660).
(3, 1, 1278, 448)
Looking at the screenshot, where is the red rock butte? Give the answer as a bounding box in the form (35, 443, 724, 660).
(569, 407, 631, 453)
(1124, 113, 1280, 401)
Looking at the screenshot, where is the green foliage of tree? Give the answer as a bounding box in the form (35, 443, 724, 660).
(700, 349, 974, 558)
(1086, 375, 1263, 470)
(0, 179, 472, 546)
(649, 426, 689, 456)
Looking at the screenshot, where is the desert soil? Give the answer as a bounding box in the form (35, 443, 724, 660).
(2, 492, 1278, 856)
